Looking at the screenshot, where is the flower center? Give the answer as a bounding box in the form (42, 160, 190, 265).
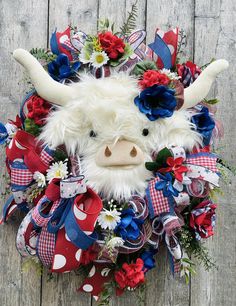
(96, 54, 105, 63)
(105, 215, 115, 222)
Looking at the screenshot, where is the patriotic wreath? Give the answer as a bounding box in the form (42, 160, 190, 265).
(0, 5, 231, 304)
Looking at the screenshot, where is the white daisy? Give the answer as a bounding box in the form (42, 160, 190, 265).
(107, 237, 124, 249)
(33, 171, 46, 187)
(46, 160, 69, 182)
(90, 51, 109, 68)
(161, 68, 181, 80)
(97, 208, 121, 230)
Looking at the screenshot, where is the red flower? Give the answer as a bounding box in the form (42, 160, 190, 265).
(27, 95, 51, 125)
(98, 32, 125, 60)
(80, 246, 98, 265)
(9, 115, 23, 129)
(114, 258, 145, 291)
(159, 157, 188, 182)
(189, 200, 217, 240)
(139, 70, 171, 89)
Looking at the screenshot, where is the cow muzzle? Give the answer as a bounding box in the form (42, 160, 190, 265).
(95, 140, 144, 168)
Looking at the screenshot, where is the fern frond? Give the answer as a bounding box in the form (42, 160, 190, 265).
(119, 0, 138, 37)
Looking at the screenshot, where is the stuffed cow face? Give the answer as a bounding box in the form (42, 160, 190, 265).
(13, 49, 228, 200)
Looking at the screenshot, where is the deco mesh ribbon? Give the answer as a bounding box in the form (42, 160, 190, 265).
(0, 11, 229, 303)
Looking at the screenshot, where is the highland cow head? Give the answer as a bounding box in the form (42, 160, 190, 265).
(13, 49, 228, 200)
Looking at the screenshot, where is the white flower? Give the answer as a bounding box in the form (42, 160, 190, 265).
(90, 51, 109, 68)
(161, 68, 181, 80)
(46, 160, 69, 182)
(97, 208, 121, 230)
(79, 47, 91, 64)
(107, 237, 124, 249)
(33, 171, 46, 187)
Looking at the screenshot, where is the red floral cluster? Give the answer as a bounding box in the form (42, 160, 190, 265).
(114, 258, 145, 293)
(27, 95, 51, 126)
(98, 31, 125, 60)
(139, 70, 171, 89)
(80, 246, 98, 265)
(159, 156, 188, 182)
(190, 200, 217, 239)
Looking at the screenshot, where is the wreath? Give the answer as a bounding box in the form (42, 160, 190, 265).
(0, 4, 232, 304)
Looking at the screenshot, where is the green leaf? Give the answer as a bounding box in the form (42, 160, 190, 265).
(132, 60, 157, 76)
(24, 118, 41, 136)
(53, 149, 68, 162)
(145, 161, 159, 171)
(204, 98, 219, 105)
(155, 147, 173, 167)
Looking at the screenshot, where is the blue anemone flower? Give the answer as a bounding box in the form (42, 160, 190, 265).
(114, 208, 143, 241)
(155, 173, 179, 197)
(140, 249, 157, 271)
(134, 84, 177, 121)
(0, 123, 8, 145)
(48, 53, 81, 81)
(191, 106, 215, 145)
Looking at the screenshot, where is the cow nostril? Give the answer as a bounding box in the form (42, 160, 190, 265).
(130, 146, 137, 157)
(105, 146, 112, 157)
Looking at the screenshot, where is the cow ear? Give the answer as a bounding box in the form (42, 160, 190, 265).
(39, 106, 84, 154)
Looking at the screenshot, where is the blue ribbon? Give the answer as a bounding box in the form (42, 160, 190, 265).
(65, 207, 97, 250)
(148, 34, 172, 69)
(41, 196, 97, 250)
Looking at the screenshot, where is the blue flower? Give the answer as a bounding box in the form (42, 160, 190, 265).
(134, 85, 177, 121)
(0, 123, 8, 145)
(114, 208, 143, 241)
(48, 53, 81, 81)
(140, 249, 157, 271)
(191, 106, 215, 145)
(155, 173, 179, 197)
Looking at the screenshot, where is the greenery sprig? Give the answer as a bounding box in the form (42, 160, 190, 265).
(119, 0, 138, 37)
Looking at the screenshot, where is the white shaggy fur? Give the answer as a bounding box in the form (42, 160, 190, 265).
(40, 73, 202, 200)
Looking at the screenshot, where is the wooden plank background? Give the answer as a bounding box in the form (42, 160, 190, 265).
(0, 0, 235, 305)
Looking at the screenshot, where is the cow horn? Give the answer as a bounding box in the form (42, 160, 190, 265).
(13, 49, 77, 106)
(182, 59, 229, 109)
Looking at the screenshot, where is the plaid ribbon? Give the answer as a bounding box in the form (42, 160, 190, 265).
(146, 177, 170, 218)
(146, 149, 219, 219)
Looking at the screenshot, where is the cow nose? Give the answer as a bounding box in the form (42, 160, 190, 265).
(95, 140, 144, 168)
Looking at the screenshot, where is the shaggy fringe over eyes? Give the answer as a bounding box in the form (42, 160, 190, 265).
(39, 73, 202, 199)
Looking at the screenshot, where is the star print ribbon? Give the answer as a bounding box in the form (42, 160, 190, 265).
(146, 147, 219, 219)
(118, 29, 152, 72)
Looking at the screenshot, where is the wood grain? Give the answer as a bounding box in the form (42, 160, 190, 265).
(0, 1, 235, 305)
(191, 1, 236, 305)
(0, 1, 48, 306)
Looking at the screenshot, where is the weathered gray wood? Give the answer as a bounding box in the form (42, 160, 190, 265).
(145, 1, 194, 305)
(191, 0, 236, 305)
(0, 1, 48, 306)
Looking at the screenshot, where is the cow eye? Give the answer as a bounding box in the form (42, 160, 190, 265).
(89, 130, 97, 138)
(142, 128, 149, 136)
